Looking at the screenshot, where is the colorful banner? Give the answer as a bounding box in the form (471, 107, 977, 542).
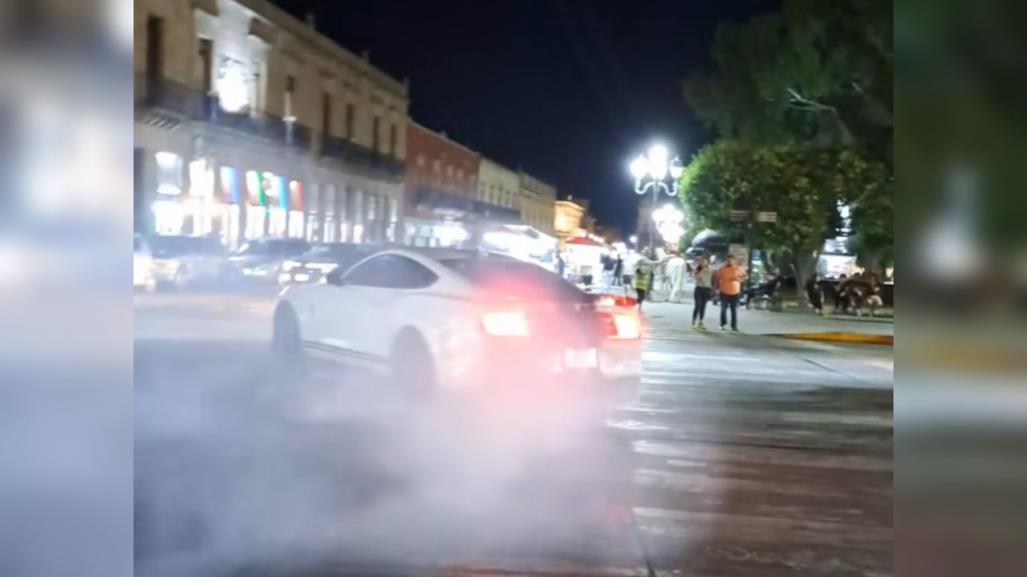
(289, 180, 303, 212)
(219, 166, 240, 204)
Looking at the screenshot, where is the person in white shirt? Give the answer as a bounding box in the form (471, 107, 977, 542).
(622, 250, 641, 293)
(665, 253, 687, 303)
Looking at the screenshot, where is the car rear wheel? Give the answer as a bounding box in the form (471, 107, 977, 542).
(390, 330, 437, 395)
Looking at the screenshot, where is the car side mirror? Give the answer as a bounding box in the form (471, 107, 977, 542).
(326, 270, 346, 286)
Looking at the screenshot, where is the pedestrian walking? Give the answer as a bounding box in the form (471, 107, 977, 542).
(714, 255, 746, 331)
(691, 257, 714, 328)
(612, 254, 624, 286)
(633, 259, 652, 311)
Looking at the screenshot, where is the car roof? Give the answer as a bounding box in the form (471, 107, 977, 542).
(390, 247, 516, 263)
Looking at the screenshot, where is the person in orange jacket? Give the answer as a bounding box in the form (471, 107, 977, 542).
(714, 254, 746, 331)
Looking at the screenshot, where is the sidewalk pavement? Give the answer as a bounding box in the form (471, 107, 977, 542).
(641, 299, 893, 343)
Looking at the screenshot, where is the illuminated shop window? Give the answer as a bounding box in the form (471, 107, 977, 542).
(155, 151, 183, 196)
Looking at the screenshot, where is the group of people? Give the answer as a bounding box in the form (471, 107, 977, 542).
(805, 271, 885, 317)
(606, 244, 886, 328)
(689, 254, 746, 331)
(629, 251, 748, 331)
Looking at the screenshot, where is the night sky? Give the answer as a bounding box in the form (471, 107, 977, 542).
(273, 0, 780, 233)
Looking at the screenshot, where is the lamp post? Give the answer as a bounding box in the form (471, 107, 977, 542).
(630, 144, 684, 254)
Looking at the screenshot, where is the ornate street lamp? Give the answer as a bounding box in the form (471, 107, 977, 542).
(630, 143, 684, 253)
(652, 203, 685, 246)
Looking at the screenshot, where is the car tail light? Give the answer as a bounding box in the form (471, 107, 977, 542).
(600, 311, 641, 339)
(594, 294, 638, 309)
(482, 310, 531, 337)
(611, 312, 641, 339)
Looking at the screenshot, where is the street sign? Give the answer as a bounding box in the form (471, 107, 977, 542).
(756, 211, 778, 223)
(730, 209, 749, 221)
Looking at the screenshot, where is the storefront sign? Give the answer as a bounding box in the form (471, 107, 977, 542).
(245, 170, 262, 205)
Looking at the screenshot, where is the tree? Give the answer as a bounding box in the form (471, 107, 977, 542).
(682, 0, 893, 276)
(684, 0, 893, 164)
(847, 177, 893, 273)
(679, 141, 886, 293)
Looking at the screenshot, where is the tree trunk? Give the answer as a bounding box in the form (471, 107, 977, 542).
(792, 248, 816, 300)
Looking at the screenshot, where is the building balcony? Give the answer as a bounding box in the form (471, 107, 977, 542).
(411, 187, 520, 222)
(137, 74, 204, 120)
(412, 186, 474, 215)
(321, 133, 404, 180)
(136, 74, 312, 152)
(470, 200, 521, 222)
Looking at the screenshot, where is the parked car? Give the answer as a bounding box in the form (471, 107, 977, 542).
(271, 248, 642, 400)
(278, 242, 383, 286)
(133, 234, 156, 292)
(229, 238, 311, 282)
(148, 235, 232, 289)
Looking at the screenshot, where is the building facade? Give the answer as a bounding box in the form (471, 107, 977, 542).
(477, 157, 521, 218)
(134, 0, 408, 249)
(403, 120, 483, 247)
(553, 199, 585, 242)
(517, 171, 556, 234)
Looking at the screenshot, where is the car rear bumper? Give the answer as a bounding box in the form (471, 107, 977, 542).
(440, 337, 640, 401)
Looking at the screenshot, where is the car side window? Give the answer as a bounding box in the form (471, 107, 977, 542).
(390, 256, 438, 289)
(324, 264, 348, 286)
(333, 255, 437, 289)
(340, 255, 391, 287)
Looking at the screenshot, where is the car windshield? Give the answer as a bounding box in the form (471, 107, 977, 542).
(148, 236, 223, 257)
(440, 258, 589, 303)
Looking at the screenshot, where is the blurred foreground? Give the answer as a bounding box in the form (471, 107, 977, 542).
(135, 289, 892, 576)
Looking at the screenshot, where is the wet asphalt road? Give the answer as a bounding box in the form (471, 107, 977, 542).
(134, 289, 892, 577)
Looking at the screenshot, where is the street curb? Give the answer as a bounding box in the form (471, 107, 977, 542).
(772, 332, 893, 346)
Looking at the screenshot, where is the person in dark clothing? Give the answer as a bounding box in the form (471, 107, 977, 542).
(834, 273, 849, 313)
(633, 260, 652, 310)
(805, 274, 824, 315)
(691, 258, 714, 328)
(612, 255, 623, 286)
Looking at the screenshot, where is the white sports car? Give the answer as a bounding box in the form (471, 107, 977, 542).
(272, 248, 641, 396)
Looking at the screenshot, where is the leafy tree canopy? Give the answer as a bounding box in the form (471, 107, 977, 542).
(679, 140, 888, 277)
(684, 0, 893, 166)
